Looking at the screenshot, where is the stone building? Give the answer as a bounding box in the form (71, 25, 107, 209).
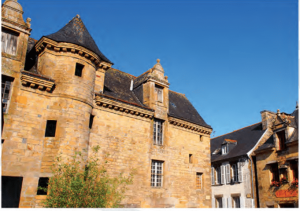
(253, 107, 298, 208)
(210, 106, 298, 208)
(1, 0, 213, 208)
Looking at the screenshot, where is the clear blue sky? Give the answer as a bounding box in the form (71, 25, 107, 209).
(20, 0, 298, 137)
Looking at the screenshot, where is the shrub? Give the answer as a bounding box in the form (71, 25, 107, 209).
(39, 146, 134, 208)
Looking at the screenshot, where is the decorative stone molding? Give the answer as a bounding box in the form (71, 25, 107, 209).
(21, 71, 55, 92)
(35, 37, 112, 70)
(95, 94, 154, 119)
(169, 116, 212, 135)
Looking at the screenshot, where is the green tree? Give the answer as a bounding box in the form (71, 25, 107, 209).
(39, 146, 134, 208)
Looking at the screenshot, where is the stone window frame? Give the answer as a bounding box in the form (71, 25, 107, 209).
(1, 75, 14, 114)
(269, 163, 279, 183)
(153, 118, 163, 145)
(274, 129, 287, 151)
(155, 85, 163, 103)
(196, 172, 203, 190)
(215, 196, 223, 208)
(2, 27, 19, 56)
(232, 195, 241, 208)
(151, 160, 164, 188)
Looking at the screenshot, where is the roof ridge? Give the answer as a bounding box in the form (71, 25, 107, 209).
(212, 122, 262, 139)
(136, 69, 151, 78)
(169, 90, 185, 96)
(109, 68, 136, 78)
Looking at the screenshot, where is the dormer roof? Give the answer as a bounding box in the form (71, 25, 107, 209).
(45, 15, 112, 64)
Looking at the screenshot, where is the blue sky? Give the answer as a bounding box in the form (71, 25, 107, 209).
(20, 0, 298, 137)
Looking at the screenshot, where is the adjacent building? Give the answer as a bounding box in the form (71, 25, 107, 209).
(1, 0, 213, 208)
(210, 106, 298, 208)
(253, 108, 298, 208)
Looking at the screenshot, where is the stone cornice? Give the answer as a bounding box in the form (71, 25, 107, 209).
(20, 71, 55, 92)
(95, 94, 154, 119)
(35, 37, 112, 70)
(168, 116, 212, 135)
(2, 18, 31, 33)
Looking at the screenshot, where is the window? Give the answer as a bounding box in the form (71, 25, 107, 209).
(196, 173, 203, 189)
(222, 144, 228, 155)
(232, 164, 238, 182)
(75, 63, 84, 77)
(151, 160, 163, 187)
(45, 120, 57, 137)
(270, 163, 279, 182)
(216, 166, 221, 184)
(2, 28, 18, 56)
(2, 176, 23, 208)
(211, 167, 215, 185)
(2, 75, 14, 113)
(189, 154, 193, 164)
(277, 130, 286, 150)
(290, 160, 298, 180)
(37, 177, 49, 195)
(153, 119, 163, 145)
(89, 114, 94, 129)
(232, 196, 240, 208)
(216, 197, 223, 208)
(155, 86, 163, 102)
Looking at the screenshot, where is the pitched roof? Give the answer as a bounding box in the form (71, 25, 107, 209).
(45, 15, 112, 64)
(103, 68, 144, 107)
(211, 122, 265, 162)
(102, 68, 210, 128)
(169, 91, 211, 128)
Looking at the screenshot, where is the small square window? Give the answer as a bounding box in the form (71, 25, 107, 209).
(75, 63, 84, 77)
(45, 120, 57, 137)
(196, 173, 203, 189)
(37, 177, 49, 195)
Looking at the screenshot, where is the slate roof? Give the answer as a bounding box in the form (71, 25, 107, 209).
(169, 91, 211, 128)
(211, 122, 265, 162)
(45, 15, 112, 64)
(102, 68, 210, 129)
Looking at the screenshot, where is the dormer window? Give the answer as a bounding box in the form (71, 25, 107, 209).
(222, 144, 228, 155)
(2, 28, 18, 56)
(276, 130, 286, 151)
(155, 86, 163, 103)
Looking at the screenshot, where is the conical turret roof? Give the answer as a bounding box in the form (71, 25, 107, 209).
(45, 15, 112, 64)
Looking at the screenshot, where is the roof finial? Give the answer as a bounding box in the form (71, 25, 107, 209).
(76, 14, 80, 18)
(277, 109, 280, 115)
(157, 58, 160, 63)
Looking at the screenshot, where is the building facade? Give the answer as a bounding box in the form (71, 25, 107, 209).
(210, 123, 268, 208)
(253, 108, 298, 208)
(1, 0, 213, 208)
(210, 107, 298, 208)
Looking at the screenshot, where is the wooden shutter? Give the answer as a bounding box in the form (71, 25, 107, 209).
(226, 164, 230, 184)
(238, 162, 243, 182)
(211, 167, 215, 185)
(221, 165, 225, 184)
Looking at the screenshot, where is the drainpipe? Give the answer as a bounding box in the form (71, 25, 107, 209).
(248, 155, 255, 208)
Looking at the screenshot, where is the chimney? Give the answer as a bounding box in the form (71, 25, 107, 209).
(260, 110, 276, 130)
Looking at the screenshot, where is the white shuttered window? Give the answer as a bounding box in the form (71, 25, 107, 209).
(238, 162, 243, 182)
(226, 164, 230, 184)
(221, 165, 225, 184)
